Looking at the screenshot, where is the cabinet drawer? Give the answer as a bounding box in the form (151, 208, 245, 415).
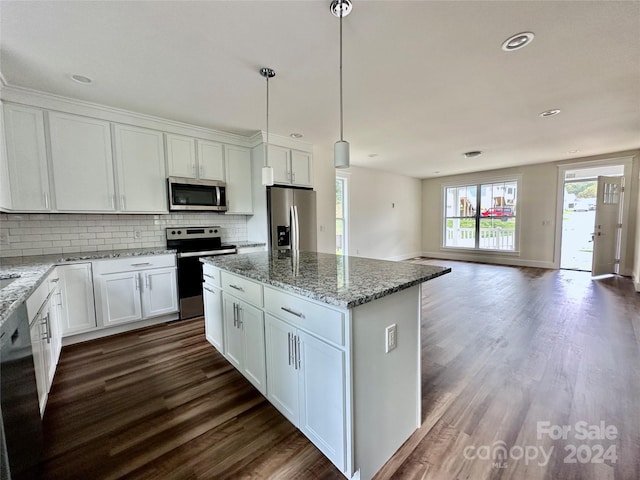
(221, 271, 262, 307)
(202, 264, 220, 287)
(264, 286, 345, 346)
(92, 254, 175, 275)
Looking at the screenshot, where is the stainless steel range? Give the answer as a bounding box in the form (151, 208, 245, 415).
(166, 226, 236, 319)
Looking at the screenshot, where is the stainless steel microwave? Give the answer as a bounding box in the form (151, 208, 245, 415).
(168, 177, 227, 212)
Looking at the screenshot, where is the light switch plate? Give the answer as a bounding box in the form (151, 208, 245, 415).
(385, 324, 397, 353)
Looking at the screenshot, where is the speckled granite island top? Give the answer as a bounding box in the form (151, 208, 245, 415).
(201, 251, 450, 309)
(0, 248, 175, 327)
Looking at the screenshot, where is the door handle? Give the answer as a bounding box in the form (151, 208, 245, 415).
(135, 275, 140, 291)
(232, 303, 237, 327)
(145, 274, 151, 289)
(281, 306, 304, 318)
(229, 284, 245, 292)
(296, 335, 300, 369)
(121, 195, 126, 210)
(44, 192, 49, 209)
(288, 332, 292, 366)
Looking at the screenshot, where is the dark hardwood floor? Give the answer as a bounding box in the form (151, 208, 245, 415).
(40, 260, 640, 479)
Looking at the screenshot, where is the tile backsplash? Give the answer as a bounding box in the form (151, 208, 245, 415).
(0, 212, 248, 258)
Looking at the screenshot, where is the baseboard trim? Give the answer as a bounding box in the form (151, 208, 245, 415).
(420, 251, 556, 269)
(386, 252, 424, 262)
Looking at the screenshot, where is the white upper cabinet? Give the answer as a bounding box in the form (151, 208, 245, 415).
(166, 133, 196, 178)
(113, 124, 167, 213)
(49, 112, 116, 212)
(267, 145, 313, 187)
(197, 139, 225, 181)
(2, 104, 51, 211)
(290, 150, 312, 187)
(166, 135, 225, 182)
(225, 145, 253, 214)
(268, 145, 291, 185)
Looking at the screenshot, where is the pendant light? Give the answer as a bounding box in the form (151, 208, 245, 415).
(260, 67, 276, 186)
(331, 0, 352, 169)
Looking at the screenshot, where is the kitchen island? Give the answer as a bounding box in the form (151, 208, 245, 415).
(201, 251, 450, 480)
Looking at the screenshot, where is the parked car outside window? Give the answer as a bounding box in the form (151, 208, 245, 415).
(480, 206, 514, 220)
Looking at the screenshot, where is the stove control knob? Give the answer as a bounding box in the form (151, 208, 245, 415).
(177, 230, 182, 235)
(171, 230, 176, 235)
(209, 229, 214, 233)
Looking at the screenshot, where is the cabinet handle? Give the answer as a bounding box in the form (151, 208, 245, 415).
(199, 164, 204, 177)
(111, 194, 116, 209)
(203, 286, 214, 294)
(229, 284, 245, 292)
(58, 291, 64, 309)
(296, 336, 300, 369)
(43, 192, 49, 209)
(287, 332, 292, 366)
(280, 306, 304, 318)
(131, 262, 152, 267)
(135, 275, 140, 291)
(293, 335, 298, 370)
(233, 302, 237, 327)
(49, 277, 60, 283)
(192, 163, 197, 177)
(236, 305, 243, 328)
(121, 195, 126, 210)
(145, 274, 151, 290)
(292, 171, 296, 183)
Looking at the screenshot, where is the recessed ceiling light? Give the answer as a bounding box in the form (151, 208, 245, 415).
(434, 171, 440, 174)
(539, 109, 561, 117)
(463, 151, 483, 158)
(568, 149, 580, 154)
(368, 153, 378, 158)
(289, 133, 303, 139)
(501, 32, 535, 51)
(71, 74, 93, 85)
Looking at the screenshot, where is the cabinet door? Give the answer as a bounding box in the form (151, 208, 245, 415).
(225, 145, 253, 214)
(265, 314, 299, 425)
(239, 301, 266, 395)
(297, 329, 346, 471)
(197, 139, 225, 181)
(97, 272, 142, 326)
(223, 293, 243, 370)
(141, 267, 178, 318)
(114, 124, 167, 213)
(204, 284, 224, 352)
(267, 145, 291, 185)
(47, 285, 62, 378)
(3, 104, 50, 210)
(58, 263, 97, 335)
(29, 314, 47, 416)
(291, 150, 312, 187)
(49, 112, 115, 211)
(166, 134, 196, 178)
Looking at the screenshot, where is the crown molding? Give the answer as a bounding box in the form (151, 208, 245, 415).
(0, 84, 255, 147)
(248, 130, 314, 153)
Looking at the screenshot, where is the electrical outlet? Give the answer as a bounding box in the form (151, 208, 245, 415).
(385, 324, 397, 353)
(134, 230, 142, 239)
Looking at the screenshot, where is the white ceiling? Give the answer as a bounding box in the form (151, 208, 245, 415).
(1, 1, 639, 179)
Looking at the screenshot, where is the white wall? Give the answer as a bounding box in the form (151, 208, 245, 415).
(422, 150, 639, 272)
(342, 165, 422, 261)
(634, 177, 640, 291)
(312, 144, 339, 254)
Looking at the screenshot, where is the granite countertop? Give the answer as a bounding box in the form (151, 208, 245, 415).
(226, 241, 266, 249)
(201, 251, 450, 309)
(0, 248, 176, 327)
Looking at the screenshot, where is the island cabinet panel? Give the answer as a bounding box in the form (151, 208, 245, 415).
(203, 284, 224, 352)
(264, 312, 347, 472)
(222, 292, 267, 395)
(57, 263, 97, 336)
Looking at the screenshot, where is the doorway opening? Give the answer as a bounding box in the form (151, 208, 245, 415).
(560, 164, 624, 272)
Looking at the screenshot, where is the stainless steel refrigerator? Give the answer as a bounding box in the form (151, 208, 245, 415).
(267, 186, 317, 251)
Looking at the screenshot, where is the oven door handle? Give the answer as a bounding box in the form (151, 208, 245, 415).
(177, 249, 237, 258)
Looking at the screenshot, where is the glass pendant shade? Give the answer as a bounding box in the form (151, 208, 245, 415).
(334, 140, 350, 169)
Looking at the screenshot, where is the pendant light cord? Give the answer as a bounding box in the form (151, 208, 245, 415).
(265, 74, 270, 167)
(339, 2, 344, 142)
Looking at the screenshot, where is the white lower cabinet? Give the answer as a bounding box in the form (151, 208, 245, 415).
(265, 314, 346, 471)
(222, 292, 266, 395)
(58, 263, 97, 335)
(203, 283, 224, 352)
(93, 255, 178, 328)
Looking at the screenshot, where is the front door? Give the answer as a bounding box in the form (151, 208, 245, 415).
(591, 176, 623, 276)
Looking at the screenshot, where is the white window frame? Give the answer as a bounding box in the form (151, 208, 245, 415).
(336, 172, 350, 256)
(441, 174, 522, 254)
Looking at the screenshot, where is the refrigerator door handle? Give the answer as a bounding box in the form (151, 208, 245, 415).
(290, 205, 296, 251)
(294, 205, 300, 251)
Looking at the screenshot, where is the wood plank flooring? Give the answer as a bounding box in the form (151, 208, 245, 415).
(40, 260, 640, 479)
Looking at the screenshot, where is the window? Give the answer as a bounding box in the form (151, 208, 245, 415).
(443, 179, 519, 251)
(336, 175, 349, 255)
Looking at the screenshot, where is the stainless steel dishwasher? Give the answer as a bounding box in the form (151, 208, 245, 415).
(0, 303, 42, 480)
